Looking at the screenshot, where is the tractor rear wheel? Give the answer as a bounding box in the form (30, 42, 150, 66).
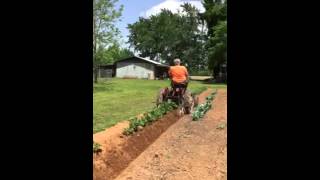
(185, 106, 191, 114)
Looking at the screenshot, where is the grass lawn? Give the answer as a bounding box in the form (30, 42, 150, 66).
(93, 78, 226, 133)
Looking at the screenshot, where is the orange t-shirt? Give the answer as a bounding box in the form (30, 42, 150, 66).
(168, 65, 188, 83)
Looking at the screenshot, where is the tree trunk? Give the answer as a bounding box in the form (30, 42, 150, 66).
(213, 65, 221, 82)
(94, 67, 98, 83)
(93, 6, 97, 84)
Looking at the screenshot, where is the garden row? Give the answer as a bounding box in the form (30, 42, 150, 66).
(93, 90, 217, 152)
(123, 102, 177, 135)
(192, 90, 217, 121)
(93, 102, 177, 153)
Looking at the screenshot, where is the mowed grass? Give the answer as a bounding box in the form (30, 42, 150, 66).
(93, 78, 226, 133)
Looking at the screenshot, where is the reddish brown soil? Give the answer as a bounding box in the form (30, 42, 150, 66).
(94, 110, 180, 180)
(115, 89, 227, 180)
(93, 88, 227, 180)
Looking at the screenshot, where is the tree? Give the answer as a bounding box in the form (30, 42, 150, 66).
(103, 43, 134, 64)
(117, 48, 134, 60)
(127, 3, 206, 70)
(201, 0, 227, 80)
(93, 0, 123, 83)
(207, 21, 227, 78)
(201, 0, 227, 36)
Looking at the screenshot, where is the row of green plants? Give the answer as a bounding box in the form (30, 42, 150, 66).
(192, 90, 217, 121)
(123, 102, 178, 135)
(93, 102, 177, 153)
(93, 91, 217, 153)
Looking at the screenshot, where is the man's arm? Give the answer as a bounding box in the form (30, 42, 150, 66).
(168, 67, 172, 79)
(185, 67, 189, 82)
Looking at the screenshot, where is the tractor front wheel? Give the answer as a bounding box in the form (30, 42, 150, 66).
(177, 105, 185, 117)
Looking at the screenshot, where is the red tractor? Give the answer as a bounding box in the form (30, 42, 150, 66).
(156, 83, 199, 116)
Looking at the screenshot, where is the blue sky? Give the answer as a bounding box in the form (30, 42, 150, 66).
(115, 0, 164, 49)
(114, 0, 204, 49)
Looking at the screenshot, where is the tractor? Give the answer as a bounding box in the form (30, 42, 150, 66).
(156, 82, 199, 116)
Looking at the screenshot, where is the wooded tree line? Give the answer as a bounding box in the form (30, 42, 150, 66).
(128, 0, 226, 78)
(93, 0, 227, 82)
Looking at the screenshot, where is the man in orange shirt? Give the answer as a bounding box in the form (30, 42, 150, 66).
(168, 58, 189, 92)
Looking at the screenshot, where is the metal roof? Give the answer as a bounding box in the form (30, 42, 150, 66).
(116, 56, 169, 67)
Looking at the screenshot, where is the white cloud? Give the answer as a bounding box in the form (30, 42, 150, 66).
(140, 0, 205, 18)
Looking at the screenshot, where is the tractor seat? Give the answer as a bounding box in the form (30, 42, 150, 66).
(169, 87, 186, 97)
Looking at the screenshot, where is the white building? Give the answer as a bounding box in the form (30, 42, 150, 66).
(114, 56, 169, 79)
